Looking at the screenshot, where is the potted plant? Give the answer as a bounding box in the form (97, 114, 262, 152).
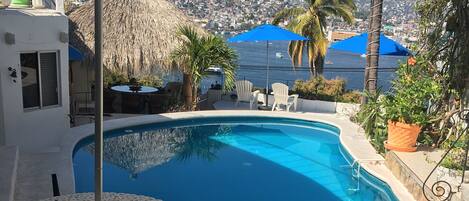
(383, 56, 442, 152)
(128, 78, 142, 92)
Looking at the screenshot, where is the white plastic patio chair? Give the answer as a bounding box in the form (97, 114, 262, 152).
(271, 83, 299, 112)
(235, 80, 260, 110)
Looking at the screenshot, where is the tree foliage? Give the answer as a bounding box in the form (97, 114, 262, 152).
(171, 26, 238, 109)
(415, 0, 469, 146)
(272, 0, 355, 77)
(416, 0, 468, 97)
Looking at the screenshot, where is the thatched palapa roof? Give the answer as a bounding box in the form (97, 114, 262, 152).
(69, 0, 206, 76)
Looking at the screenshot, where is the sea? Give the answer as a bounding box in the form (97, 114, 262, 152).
(165, 41, 407, 93)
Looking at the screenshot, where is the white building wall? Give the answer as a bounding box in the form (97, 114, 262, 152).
(0, 9, 70, 152)
(0, 68, 4, 146)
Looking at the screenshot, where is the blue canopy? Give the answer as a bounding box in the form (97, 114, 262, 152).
(330, 33, 411, 56)
(69, 45, 84, 61)
(227, 24, 308, 109)
(228, 24, 309, 42)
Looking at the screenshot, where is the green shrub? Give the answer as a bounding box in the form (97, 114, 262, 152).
(138, 75, 163, 88)
(104, 69, 163, 88)
(338, 90, 362, 103)
(441, 147, 468, 171)
(293, 76, 359, 103)
(104, 69, 129, 88)
(439, 133, 469, 171)
(356, 90, 387, 153)
(356, 56, 444, 153)
(383, 56, 443, 126)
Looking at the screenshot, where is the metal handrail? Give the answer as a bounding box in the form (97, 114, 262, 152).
(423, 109, 469, 201)
(341, 158, 385, 192)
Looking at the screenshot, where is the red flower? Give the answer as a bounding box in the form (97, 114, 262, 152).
(407, 57, 417, 66)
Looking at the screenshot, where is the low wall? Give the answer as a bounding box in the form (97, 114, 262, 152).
(257, 94, 360, 116)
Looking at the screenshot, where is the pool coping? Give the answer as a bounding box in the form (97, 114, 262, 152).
(60, 110, 414, 201)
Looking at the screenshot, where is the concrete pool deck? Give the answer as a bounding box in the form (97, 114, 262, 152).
(16, 110, 415, 201)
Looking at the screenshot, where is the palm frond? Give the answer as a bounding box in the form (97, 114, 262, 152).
(311, 0, 325, 7)
(274, 0, 355, 75)
(319, 5, 355, 24)
(171, 25, 238, 91)
(272, 7, 306, 25)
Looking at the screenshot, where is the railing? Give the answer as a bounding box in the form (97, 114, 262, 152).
(341, 158, 385, 192)
(423, 109, 469, 201)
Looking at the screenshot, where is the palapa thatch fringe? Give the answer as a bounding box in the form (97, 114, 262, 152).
(69, 0, 206, 76)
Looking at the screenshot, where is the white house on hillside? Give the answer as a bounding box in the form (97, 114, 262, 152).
(0, 1, 70, 152)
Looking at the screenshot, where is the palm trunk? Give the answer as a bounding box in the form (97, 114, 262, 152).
(192, 84, 198, 110)
(367, 0, 383, 94)
(362, 0, 375, 104)
(314, 56, 325, 76)
(310, 59, 318, 77)
(182, 73, 193, 110)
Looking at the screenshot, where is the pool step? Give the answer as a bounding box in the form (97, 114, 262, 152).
(0, 146, 19, 201)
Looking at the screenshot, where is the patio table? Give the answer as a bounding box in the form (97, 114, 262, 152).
(111, 85, 159, 93)
(111, 85, 158, 113)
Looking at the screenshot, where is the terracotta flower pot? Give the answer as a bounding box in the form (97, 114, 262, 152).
(385, 120, 421, 152)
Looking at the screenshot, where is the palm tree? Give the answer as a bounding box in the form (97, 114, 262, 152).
(272, 0, 355, 77)
(365, 0, 383, 95)
(171, 26, 238, 110)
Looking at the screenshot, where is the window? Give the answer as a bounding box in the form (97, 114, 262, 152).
(20, 52, 60, 109)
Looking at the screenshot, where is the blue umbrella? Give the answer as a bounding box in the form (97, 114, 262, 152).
(228, 24, 309, 108)
(228, 24, 309, 42)
(69, 45, 84, 61)
(330, 32, 411, 56)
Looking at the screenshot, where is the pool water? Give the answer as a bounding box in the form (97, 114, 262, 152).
(73, 117, 398, 201)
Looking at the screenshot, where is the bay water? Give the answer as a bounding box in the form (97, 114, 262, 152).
(168, 41, 406, 93)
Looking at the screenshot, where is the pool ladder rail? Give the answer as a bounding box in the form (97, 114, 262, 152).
(341, 158, 385, 192)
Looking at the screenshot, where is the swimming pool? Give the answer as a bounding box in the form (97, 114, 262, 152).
(73, 117, 399, 201)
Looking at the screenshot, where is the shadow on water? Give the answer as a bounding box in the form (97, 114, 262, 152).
(85, 125, 228, 176)
(173, 125, 228, 162)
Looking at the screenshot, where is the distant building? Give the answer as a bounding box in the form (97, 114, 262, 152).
(327, 31, 358, 42)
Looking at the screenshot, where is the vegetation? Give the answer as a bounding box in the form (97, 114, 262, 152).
(103, 69, 163, 88)
(356, 56, 444, 153)
(272, 0, 355, 77)
(171, 26, 238, 110)
(293, 76, 361, 103)
(356, 90, 387, 153)
(356, 0, 469, 165)
(383, 56, 443, 126)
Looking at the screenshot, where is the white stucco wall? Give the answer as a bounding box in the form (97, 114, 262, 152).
(0, 9, 69, 152)
(0, 67, 4, 146)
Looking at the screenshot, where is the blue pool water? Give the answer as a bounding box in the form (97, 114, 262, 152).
(73, 117, 399, 201)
